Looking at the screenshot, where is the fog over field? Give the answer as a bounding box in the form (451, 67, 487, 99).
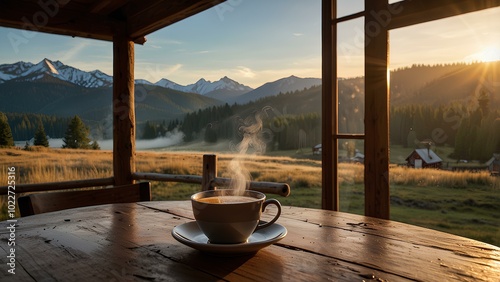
(15, 130, 185, 151)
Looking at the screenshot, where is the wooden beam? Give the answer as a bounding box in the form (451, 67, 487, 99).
(202, 154, 217, 191)
(127, 0, 226, 40)
(89, 0, 130, 15)
(113, 30, 136, 186)
(0, 177, 115, 195)
(364, 0, 390, 219)
(321, 0, 339, 211)
(0, 0, 118, 42)
(388, 0, 500, 30)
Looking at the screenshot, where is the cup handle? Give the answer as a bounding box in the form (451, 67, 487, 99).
(256, 199, 281, 230)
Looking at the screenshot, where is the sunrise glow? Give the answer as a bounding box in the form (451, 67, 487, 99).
(472, 46, 500, 62)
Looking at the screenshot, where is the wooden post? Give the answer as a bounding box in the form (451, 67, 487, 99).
(202, 154, 217, 191)
(364, 0, 390, 219)
(113, 31, 136, 185)
(321, 0, 339, 210)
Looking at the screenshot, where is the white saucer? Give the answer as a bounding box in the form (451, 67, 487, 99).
(171, 221, 287, 255)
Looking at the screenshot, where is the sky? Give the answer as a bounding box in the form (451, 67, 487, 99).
(0, 1, 498, 88)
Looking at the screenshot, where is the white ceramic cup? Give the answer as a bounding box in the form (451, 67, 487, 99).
(191, 189, 282, 244)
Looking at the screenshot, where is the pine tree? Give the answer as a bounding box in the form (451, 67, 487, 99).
(34, 120, 49, 147)
(142, 121, 157, 139)
(62, 116, 91, 149)
(91, 140, 100, 150)
(0, 112, 14, 147)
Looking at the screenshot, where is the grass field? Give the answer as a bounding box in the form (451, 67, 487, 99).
(1, 146, 498, 246)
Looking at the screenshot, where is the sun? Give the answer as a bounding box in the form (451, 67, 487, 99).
(475, 46, 500, 62)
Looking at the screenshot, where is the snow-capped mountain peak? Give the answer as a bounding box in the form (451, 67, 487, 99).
(0, 59, 112, 88)
(154, 78, 185, 91)
(43, 58, 59, 75)
(149, 76, 253, 96)
(19, 58, 61, 80)
(187, 76, 252, 95)
(1, 59, 255, 95)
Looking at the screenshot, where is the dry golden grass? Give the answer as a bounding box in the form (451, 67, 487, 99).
(1, 147, 113, 184)
(1, 147, 497, 190)
(390, 165, 495, 187)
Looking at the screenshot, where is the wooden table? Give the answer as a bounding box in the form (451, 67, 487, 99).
(1, 201, 499, 281)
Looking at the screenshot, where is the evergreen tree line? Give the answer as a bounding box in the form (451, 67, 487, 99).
(452, 108, 500, 161)
(0, 112, 14, 147)
(179, 103, 322, 151)
(4, 112, 71, 140)
(179, 96, 498, 160)
(391, 61, 487, 72)
(265, 113, 321, 151)
(141, 119, 181, 139)
(390, 103, 500, 161)
(0, 113, 99, 150)
(181, 103, 233, 142)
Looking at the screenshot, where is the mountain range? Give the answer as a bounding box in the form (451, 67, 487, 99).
(0, 59, 113, 88)
(1, 59, 498, 131)
(0, 59, 323, 127)
(0, 59, 321, 104)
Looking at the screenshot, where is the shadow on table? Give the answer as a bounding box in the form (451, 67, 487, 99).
(164, 248, 285, 280)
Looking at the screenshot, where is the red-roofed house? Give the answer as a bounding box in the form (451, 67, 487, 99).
(406, 149, 443, 169)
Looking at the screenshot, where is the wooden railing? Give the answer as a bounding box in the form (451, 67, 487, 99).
(0, 154, 291, 197)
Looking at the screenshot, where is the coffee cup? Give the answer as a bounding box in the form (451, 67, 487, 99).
(191, 189, 282, 244)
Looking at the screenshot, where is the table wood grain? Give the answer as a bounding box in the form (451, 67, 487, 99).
(1, 201, 499, 281)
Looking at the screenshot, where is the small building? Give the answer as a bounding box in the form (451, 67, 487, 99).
(312, 144, 322, 155)
(486, 154, 500, 176)
(350, 151, 365, 163)
(406, 148, 443, 169)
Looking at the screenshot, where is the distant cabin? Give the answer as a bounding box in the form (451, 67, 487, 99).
(486, 154, 500, 176)
(312, 144, 322, 155)
(406, 149, 443, 169)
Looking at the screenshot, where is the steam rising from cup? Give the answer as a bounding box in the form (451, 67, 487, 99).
(229, 107, 270, 195)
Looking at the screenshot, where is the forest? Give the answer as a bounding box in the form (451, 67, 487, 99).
(391, 93, 500, 161)
(178, 102, 322, 151)
(178, 87, 499, 161)
(5, 113, 71, 141)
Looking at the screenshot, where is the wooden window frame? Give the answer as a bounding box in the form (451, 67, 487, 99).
(321, 0, 500, 219)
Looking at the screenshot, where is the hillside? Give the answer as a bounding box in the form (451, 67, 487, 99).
(390, 61, 500, 108)
(235, 61, 500, 118)
(0, 77, 223, 124)
(232, 75, 322, 105)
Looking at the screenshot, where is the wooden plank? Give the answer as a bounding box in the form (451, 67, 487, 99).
(0, 207, 215, 281)
(388, 0, 500, 30)
(0, 177, 115, 195)
(126, 0, 226, 40)
(164, 202, 500, 281)
(211, 178, 291, 197)
(0, 0, 118, 42)
(132, 172, 203, 183)
(274, 207, 500, 282)
(364, 0, 390, 219)
(0, 203, 399, 281)
(112, 32, 136, 185)
(18, 182, 150, 216)
(202, 154, 217, 191)
(321, 0, 339, 211)
(0, 0, 220, 43)
(4, 202, 497, 281)
(88, 0, 130, 15)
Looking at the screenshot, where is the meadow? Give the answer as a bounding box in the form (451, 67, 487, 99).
(1, 147, 498, 246)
